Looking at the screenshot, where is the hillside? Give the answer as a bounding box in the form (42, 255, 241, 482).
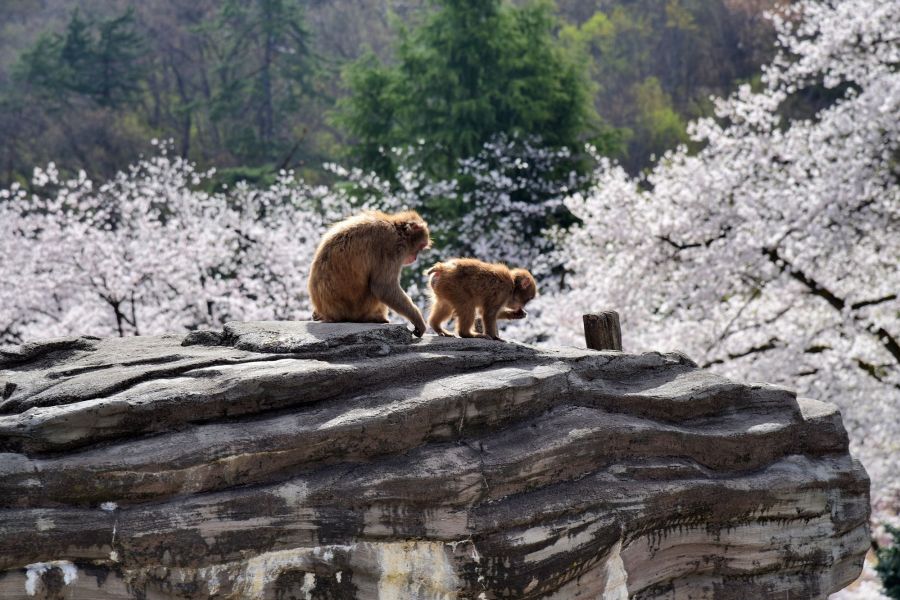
(0, 0, 785, 185)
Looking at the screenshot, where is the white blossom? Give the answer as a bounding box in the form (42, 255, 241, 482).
(1, 2, 896, 593)
(0, 146, 353, 343)
(529, 0, 900, 549)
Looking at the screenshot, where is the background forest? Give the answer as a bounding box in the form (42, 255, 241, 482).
(1, 0, 783, 186)
(1, 0, 898, 597)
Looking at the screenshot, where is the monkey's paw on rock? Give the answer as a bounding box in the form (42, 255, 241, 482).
(0, 321, 869, 599)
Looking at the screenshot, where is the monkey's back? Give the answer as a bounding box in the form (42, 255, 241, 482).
(429, 259, 515, 307)
(309, 214, 401, 319)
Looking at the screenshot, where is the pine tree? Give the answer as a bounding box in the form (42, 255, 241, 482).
(92, 9, 145, 107)
(336, 0, 601, 178)
(15, 8, 144, 108)
(210, 0, 318, 162)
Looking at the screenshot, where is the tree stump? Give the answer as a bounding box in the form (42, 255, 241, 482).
(583, 311, 622, 351)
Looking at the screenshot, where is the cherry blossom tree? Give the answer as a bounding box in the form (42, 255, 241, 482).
(1, 136, 574, 345)
(528, 0, 899, 534)
(0, 142, 352, 345)
(327, 135, 582, 303)
(337, 135, 580, 272)
(1, 6, 896, 594)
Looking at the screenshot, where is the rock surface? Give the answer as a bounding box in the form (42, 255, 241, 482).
(0, 321, 869, 599)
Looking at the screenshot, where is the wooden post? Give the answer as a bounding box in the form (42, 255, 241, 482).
(583, 311, 622, 351)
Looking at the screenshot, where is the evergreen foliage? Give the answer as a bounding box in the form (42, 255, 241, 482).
(0, 0, 784, 186)
(15, 8, 144, 108)
(208, 0, 319, 162)
(336, 0, 604, 178)
(879, 526, 900, 598)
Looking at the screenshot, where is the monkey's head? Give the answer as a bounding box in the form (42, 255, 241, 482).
(508, 269, 538, 317)
(394, 211, 431, 265)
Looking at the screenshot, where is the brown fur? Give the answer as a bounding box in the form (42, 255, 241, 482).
(308, 210, 431, 336)
(427, 258, 537, 341)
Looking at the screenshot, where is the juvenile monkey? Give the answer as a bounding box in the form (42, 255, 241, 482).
(308, 210, 431, 336)
(427, 258, 537, 341)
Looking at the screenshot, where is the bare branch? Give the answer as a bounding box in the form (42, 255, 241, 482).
(701, 337, 780, 368)
(851, 294, 897, 310)
(763, 247, 900, 365)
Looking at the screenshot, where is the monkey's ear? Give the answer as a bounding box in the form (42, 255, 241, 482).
(516, 275, 533, 289)
(399, 221, 422, 233)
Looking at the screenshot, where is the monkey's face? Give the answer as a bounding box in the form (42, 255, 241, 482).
(509, 269, 538, 314)
(403, 224, 432, 265)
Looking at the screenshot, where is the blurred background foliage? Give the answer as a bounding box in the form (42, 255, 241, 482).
(0, 0, 786, 188)
(878, 526, 900, 598)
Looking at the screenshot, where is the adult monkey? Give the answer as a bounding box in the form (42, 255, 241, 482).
(308, 210, 431, 336)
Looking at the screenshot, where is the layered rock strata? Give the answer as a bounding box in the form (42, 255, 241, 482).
(0, 321, 869, 599)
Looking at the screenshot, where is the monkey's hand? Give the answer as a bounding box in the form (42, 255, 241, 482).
(500, 308, 527, 320)
(411, 318, 427, 338)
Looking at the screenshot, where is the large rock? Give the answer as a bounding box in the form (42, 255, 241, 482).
(0, 322, 869, 599)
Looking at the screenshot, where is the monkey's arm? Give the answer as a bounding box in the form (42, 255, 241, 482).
(498, 308, 527, 320)
(371, 278, 427, 337)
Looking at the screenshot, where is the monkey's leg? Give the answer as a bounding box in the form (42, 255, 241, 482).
(481, 307, 504, 341)
(429, 299, 454, 336)
(363, 303, 390, 323)
(456, 308, 487, 339)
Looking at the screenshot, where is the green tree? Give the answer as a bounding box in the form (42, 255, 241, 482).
(208, 0, 320, 163)
(4, 8, 148, 182)
(15, 8, 144, 108)
(336, 0, 602, 178)
(879, 525, 900, 598)
(629, 76, 689, 161)
(92, 9, 145, 107)
(559, 0, 768, 172)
